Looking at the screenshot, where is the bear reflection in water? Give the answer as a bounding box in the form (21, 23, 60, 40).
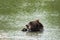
(22, 20, 44, 32)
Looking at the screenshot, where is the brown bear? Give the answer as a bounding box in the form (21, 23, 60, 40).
(22, 20, 43, 32)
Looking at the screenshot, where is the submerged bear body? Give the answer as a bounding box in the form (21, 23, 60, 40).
(22, 20, 43, 32)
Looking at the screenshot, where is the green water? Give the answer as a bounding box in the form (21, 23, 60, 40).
(0, 0, 60, 40)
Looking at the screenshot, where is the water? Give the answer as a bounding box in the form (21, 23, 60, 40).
(0, 0, 60, 40)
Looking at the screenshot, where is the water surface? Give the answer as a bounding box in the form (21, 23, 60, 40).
(0, 0, 60, 40)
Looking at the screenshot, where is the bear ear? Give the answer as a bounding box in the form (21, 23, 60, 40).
(29, 22, 33, 25)
(36, 19, 39, 22)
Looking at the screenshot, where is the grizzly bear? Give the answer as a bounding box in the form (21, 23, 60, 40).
(22, 20, 43, 32)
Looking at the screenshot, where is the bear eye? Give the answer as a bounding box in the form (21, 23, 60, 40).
(26, 25, 29, 28)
